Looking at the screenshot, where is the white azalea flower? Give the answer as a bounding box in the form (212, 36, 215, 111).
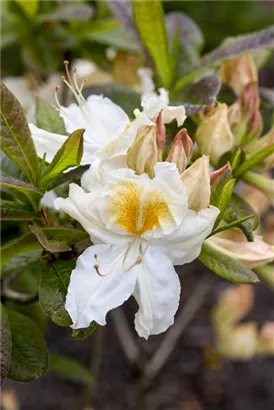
(30, 63, 186, 165)
(55, 162, 219, 338)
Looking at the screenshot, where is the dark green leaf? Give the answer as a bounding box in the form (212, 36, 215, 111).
(174, 26, 274, 92)
(223, 193, 259, 241)
(213, 179, 236, 229)
(0, 152, 27, 181)
(0, 175, 43, 209)
(0, 83, 39, 183)
(166, 11, 203, 78)
(211, 213, 257, 236)
(39, 260, 74, 327)
(132, 0, 171, 88)
(1, 250, 42, 279)
(0, 304, 11, 387)
(210, 168, 234, 207)
(1, 232, 41, 270)
(48, 354, 92, 384)
(7, 309, 48, 382)
(72, 322, 97, 340)
(29, 224, 71, 253)
(234, 143, 274, 177)
(83, 84, 140, 117)
(0, 200, 38, 221)
(40, 129, 84, 189)
(36, 99, 66, 135)
(199, 241, 260, 284)
(176, 75, 221, 116)
(43, 227, 89, 246)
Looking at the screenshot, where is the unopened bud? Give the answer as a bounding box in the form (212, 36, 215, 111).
(220, 54, 258, 96)
(181, 155, 211, 211)
(246, 126, 274, 170)
(127, 125, 157, 177)
(210, 162, 232, 185)
(155, 112, 165, 160)
(195, 103, 234, 165)
(166, 128, 193, 173)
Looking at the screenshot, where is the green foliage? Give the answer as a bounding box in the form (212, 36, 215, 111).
(0, 200, 38, 221)
(39, 260, 74, 327)
(48, 354, 92, 384)
(0, 83, 39, 183)
(0, 304, 11, 387)
(0, 175, 43, 209)
(199, 241, 260, 284)
(7, 308, 48, 382)
(223, 194, 259, 241)
(132, 0, 171, 88)
(36, 99, 66, 135)
(39, 129, 84, 190)
(234, 143, 274, 177)
(1, 233, 41, 270)
(29, 224, 71, 253)
(72, 322, 97, 340)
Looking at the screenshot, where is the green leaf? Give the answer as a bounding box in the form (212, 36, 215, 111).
(0, 200, 38, 221)
(39, 129, 84, 189)
(39, 260, 74, 327)
(1, 250, 42, 279)
(42, 227, 89, 246)
(0, 304, 11, 387)
(72, 322, 97, 340)
(36, 99, 66, 135)
(210, 168, 234, 207)
(0, 153, 28, 181)
(211, 213, 257, 236)
(223, 193, 259, 241)
(0, 83, 39, 183)
(29, 224, 71, 253)
(234, 143, 274, 177)
(174, 26, 274, 92)
(83, 84, 141, 117)
(166, 11, 203, 78)
(0, 175, 43, 209)
(48, 354, 92, 384)
(132, 0, 171, 88)
(1, 232, 41, 270)
(16, 0, 38, 17)
(199, 241, 260, 284)
(175, 75, 221, 116)
(7, 309, 48, 382)
(38, 3, 93, 21)
(213, 179, 236, 229)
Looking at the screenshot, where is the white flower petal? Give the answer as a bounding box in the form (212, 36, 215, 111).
(134, 249, 180, 339)
(162, 105, 186, 126)
(29, 124, 67, 162)
(66, 244, 138, 328)
(59, 103, 87, 133)
(54, 184, 128, 245)
(141, 88, 169, 120)
(151, 206, 219, 265)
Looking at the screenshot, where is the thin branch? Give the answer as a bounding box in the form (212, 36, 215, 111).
(1, 288, 38, 304)
(111, 307, 142, 371)
(141, 274, 215, 389)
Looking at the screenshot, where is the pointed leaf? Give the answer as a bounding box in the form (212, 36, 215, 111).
(48, 354, 92, 384)
(0, 304, 11, 387)
(211, 213, 257, 236)
(1, 233, 41, 270)
(132, 0, 171, 88)
(0, 83, 39, 183)
(40, 129, 84, 189)
(199, 241, 260, 284)
(234, 143, 274, 177)
(36, 99, 66, 135)
(213, 179, 236, 228)
(0, 200, 38, 221)
(72, 322, 97, 340)
(29, 224, 71, 253)
(42, 227, 89, 245)
(39, 260, 74, 327)
(7, 309, 48, 382)
(0, 175, 43, 209)
(223, 193, 259, 241)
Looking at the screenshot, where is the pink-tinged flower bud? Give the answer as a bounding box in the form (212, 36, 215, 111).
(220, 54, 258, 96)
(155, 112, 165, 160)
(181, 155, 211, 211)
(210, 162, 231, 185)
(207, 230, 274, 269)
(166, 128, 193, 173)
(246, 126, 274, 170)
(195, 103, 234, 165)
(127, 125, 158, 177)
(228, 83, 263, 145)
(257, 322, 274, 355)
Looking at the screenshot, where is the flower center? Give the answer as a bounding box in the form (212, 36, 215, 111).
(108, 180, 171, 235)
